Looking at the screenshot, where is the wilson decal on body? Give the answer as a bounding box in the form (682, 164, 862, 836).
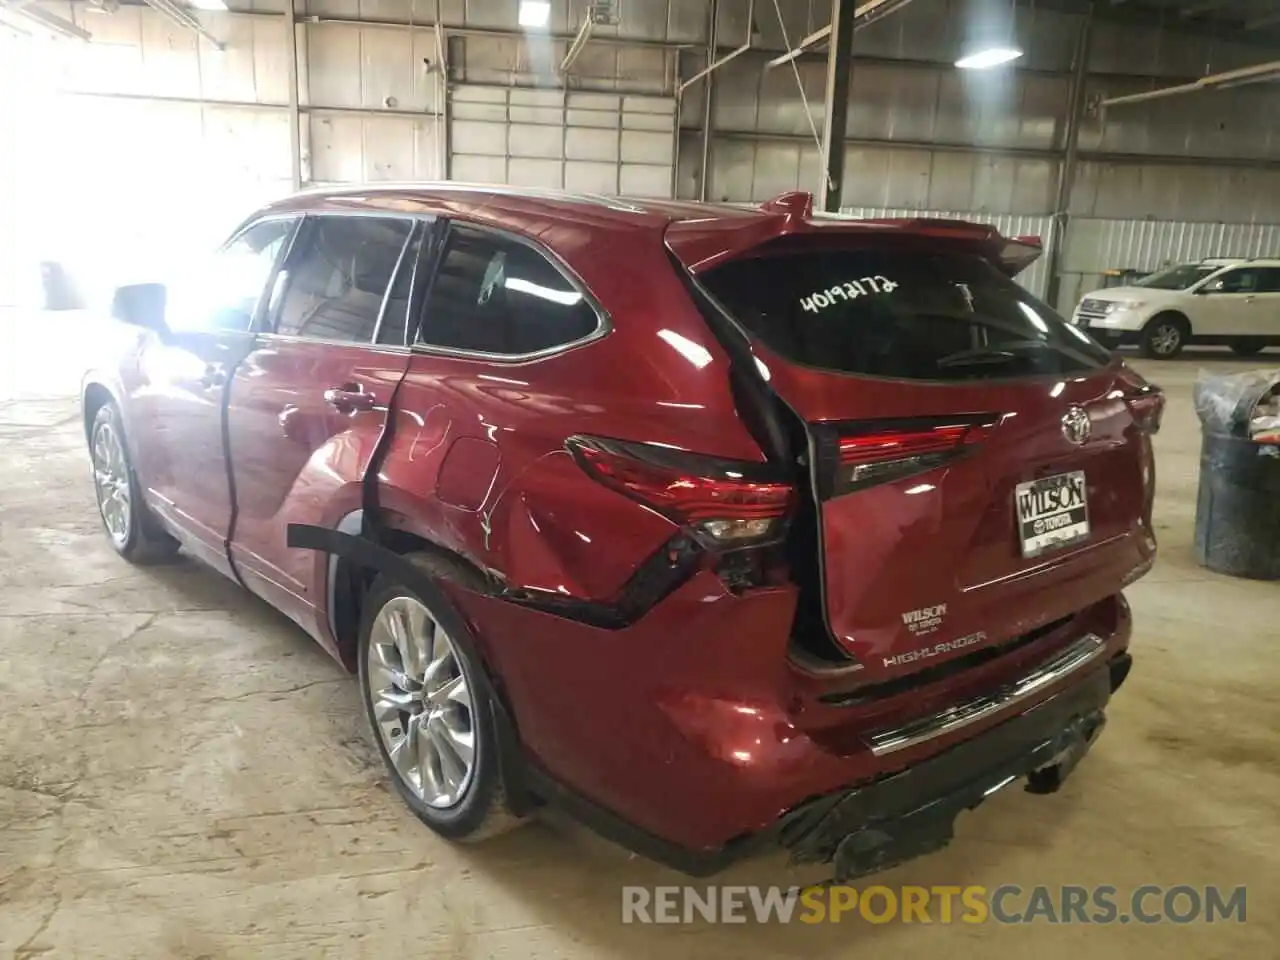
(800, 276, 899, 313)
(901, 603, 947, 636)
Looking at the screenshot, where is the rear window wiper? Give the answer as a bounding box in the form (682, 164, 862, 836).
(935, 340, 1054, 369)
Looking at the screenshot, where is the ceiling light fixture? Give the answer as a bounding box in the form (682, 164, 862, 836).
(187, 0, 228, 8)
(518, 0, 551, 27)
(955, 46, 1023, 69)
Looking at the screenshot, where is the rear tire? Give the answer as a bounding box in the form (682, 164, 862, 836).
(357, 553, 521, 842)
(89, 403, 180, 564)
(1140, 314, 1189, 359)
(1229, 339, 1266, 357)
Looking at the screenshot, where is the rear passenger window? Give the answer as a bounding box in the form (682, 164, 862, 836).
(416, 225, 599, 355)
(273, 216, 413, 343)
(1256, 268, 1280, 293)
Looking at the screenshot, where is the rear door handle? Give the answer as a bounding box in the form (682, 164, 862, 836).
(1245, 295, 1256, 304)
(324, 384, 375, 413)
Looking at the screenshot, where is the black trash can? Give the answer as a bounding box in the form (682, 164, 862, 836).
(1194, 432, 1280, 579)
(1193, 369, 1280, 580)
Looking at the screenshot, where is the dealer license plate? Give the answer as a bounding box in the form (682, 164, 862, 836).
(1015, 471, 1090, 558)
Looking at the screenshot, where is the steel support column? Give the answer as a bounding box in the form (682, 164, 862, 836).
(818, 0, 857, 212)
(698, 0, 719, 202)
(1045, 3, 1094, 309)
(285, 0, 302, 190)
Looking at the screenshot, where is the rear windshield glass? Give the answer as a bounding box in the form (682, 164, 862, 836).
(700, 246, 1112, 381)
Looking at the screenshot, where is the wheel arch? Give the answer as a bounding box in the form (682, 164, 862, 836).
(81, 379, 119, 442)
(1145, 309, 1192, 335)
(324, 509, 492, 673)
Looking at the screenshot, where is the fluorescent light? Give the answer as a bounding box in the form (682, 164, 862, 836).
(518, 0, 551, 27)
(188, 0, 228, 8)
(956, 47, 1023, 70)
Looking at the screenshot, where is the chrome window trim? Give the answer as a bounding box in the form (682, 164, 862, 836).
(253, 331, 410, 355)
(412, 220, 612, 364)
(864, 633, 1108, 757)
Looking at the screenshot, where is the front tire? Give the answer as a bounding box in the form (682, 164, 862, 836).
(357, 555, 519, 841)
(1140, 314, 1189, 359)
(89, 403, 179, 564)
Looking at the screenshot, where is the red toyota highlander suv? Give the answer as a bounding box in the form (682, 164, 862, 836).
(83, 185, 1161, 879)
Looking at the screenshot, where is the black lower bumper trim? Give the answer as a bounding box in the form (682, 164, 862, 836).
(780, 663, 1113, 878)
(526, 658, 1119, 880)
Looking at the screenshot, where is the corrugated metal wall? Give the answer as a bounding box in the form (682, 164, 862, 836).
(840, 207, 1053, 298)
(8, 0, 1280, 305)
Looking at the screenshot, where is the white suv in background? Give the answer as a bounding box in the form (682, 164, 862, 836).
(1072, 258, 1280, 358)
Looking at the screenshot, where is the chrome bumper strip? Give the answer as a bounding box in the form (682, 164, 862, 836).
(865, 633, 1107, 757)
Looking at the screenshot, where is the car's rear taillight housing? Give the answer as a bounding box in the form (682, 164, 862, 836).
(1115, 366, 1164, 435)
(833, 419, 997, 493)
(566, 435, 793, 546)
(1124, 388, 1165, 435)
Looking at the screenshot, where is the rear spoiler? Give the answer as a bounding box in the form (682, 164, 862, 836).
(665, 191, 1045, 278)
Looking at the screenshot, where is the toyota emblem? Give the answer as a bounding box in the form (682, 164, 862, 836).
(1061, 406, 1091, 445)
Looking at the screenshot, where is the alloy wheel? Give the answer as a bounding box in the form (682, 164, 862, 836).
(92, 420, 132, 548)
(1150, 323, 1182, 356)
(366, 595, 477, 808)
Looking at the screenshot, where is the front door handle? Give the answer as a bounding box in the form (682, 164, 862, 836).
(324, 384, 375, 413)
(1245, 295, 1256, 304)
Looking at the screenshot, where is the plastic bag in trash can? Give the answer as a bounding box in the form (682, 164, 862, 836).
(1193, 368, 1280, 437)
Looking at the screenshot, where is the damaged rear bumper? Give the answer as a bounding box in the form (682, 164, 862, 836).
(528, 652, 1127, 880)
(781, 656, 1122, 880)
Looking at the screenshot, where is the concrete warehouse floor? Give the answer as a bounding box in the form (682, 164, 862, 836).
(1, 317, 1277, 958)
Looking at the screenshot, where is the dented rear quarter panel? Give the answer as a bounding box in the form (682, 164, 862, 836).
(372, 224, 766, 602)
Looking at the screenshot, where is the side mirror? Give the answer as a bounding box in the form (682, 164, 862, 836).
(110, 282, 168, 333)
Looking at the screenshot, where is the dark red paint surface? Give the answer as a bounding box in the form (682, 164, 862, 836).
(85, 185, 1154, 854)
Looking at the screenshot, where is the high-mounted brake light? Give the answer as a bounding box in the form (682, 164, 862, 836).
(566, 436, 793, 545)
(836, 420, 996, 492)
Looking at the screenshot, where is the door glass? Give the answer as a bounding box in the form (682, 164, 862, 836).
(168, 218, 294, 333)
(1209, 269, 1260, 294)
(376, 227, 423, 347)
(416, 224, 600, 355)
(1257, 268, 1280, 293)
(273, 216, 414, 343)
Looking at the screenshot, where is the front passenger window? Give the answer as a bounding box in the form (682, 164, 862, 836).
(167, 218, 295, 333)
(1211, 269, 1260, 294)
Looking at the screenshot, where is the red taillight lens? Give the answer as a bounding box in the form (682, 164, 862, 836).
(835, 420, 995, 492)
(567, 436, 793, 544)
(1125, 391, 1165, 435)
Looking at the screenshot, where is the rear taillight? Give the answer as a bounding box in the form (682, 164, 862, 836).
(1115, 366, 1164, 435)
(566, 435, 793, 545)
(835, 420, 996, 493)
(1124, 389, 1165, 435)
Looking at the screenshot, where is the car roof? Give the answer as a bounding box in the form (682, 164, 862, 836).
(249, 183, 1036, 277)
(254, 182, 764, 231)
(1199, 257, 1280, 266)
